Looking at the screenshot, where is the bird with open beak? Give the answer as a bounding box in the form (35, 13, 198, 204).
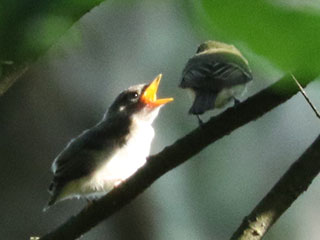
(44, 74, 173, 211)
(179, 40, 252, 124)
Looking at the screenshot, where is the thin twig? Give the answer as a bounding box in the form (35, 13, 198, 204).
(292, 74, 320, 119)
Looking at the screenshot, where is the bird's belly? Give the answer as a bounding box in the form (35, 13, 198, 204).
(215, 83, 247, 108)
(78, 126, 154, 198)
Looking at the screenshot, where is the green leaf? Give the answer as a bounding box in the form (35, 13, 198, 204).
(190, 0, 320, 73)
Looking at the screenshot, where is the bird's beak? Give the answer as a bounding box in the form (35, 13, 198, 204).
(141, 74, 174, 107)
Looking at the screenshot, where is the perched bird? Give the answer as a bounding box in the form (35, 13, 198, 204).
(179, 40, 252, 124)
(44, 74, 173, 211)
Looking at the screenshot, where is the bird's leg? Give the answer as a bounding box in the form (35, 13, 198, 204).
(86, 199, 94, 205)
(233, 97, 240, 106)
(85, 198, 97, 209)
(196, 115, 204, 126)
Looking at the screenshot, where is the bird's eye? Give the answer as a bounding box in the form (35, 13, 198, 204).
(127, 92, 139, 101)
(196, 43, 206, 53)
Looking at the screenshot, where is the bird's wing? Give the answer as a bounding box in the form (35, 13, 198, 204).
(180, 52, 252, 91)
(49, 122, 127, 193)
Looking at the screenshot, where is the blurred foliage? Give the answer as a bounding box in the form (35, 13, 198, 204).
(1, 1, 320, 239)
(0, 0, 104, 64)
(188, 0, 320, 74)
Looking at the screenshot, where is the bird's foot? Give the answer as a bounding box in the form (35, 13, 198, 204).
(233, 97, 240, 106)
(85, 198, 97, 210)
(196, 115, 204, 127)
(86, 199, 95, 205)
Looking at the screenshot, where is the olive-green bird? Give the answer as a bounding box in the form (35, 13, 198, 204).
(180, 40, 252, 123)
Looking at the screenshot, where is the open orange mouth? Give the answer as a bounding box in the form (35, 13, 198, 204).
(141, 74, 174, 107)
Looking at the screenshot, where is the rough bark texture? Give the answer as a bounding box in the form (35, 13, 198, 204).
(39, 71, 319, 240)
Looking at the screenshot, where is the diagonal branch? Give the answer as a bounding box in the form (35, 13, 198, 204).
(40, 71, 319, 240)
(230, 133, 320, 240)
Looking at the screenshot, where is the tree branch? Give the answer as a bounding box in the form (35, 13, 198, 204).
(230, 133, 320, 240)
(39, 71, 319, 240)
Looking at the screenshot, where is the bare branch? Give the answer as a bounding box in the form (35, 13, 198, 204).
(291, 74, 320, 119)
(40, 72, 319, 240)
(230, 134, 320, 240)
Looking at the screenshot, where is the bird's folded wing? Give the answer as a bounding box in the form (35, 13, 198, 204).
(180, 54, 252, 91)
(50, 125, 120, 191)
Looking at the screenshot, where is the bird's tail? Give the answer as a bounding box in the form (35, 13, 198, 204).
(43, 195, 59, 212)
(189, 91, 217, 115)
(43, 183, 60, 212)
